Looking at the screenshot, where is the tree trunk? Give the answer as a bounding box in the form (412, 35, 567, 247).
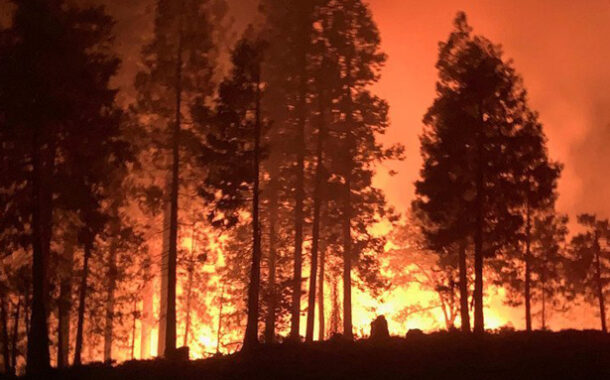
(216, 282, 225, 354)
(74, 237, 93, 366)
(594, 234, 607, 333)
(103, 236, 118, 362)
(306, 92, 327, 342)
(243, 67, 263, 351)
(183, 230, 195, 348)
(541, 266, 546, 330)
(342, 56, 354, 341)
(473, 104, 485, 334)
(140, 256, 153, 359)
(164, 6, 184, 357)
(318, 238, 326, 341)
(524, 201, 532, 332)
(264, 174, 279, 344)
(1, 289, 9, 374)
(458, 242, 470, 333)
(26, 128, 51, 374)
(330, 277, 341, 335)
(10, 297, 20, 375)
(131, 298, 137, 360)
(290, 54, 307, 344)
(57, 230, 76, 368)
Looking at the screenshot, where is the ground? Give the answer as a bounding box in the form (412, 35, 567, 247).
(20, 330, 610, 379)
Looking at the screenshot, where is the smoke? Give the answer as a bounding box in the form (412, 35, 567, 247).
(369, 0, 610, 225)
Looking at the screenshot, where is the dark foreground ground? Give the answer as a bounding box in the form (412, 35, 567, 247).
(20, 330, 610, 380)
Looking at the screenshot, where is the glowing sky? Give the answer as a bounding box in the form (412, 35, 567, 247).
(368, 0, 610, 224)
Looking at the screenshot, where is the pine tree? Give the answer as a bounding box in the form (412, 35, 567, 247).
(414, 12, 552, 333)
(0, 0, 122, 371)
(318, 0, 402, 339)
(133, 0, 226, 356)
(566, 214, 610, 332)
(199, 34, 268, 350)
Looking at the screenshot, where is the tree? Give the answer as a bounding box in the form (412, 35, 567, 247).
(319, 0, 403, 339)
(134, 0, 227, 356)
(566, 214, 610, 332)
(493, 210, 569, 330)
(199, 34, 267, 350)
(0, 0, 122, 371)
(513, 112, 561, 331)
(414, 12, 550, 333)
(530, 212, 569, 329)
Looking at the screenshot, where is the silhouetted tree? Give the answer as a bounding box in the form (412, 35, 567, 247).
(318, 0, 402, 340)
(414, 12, 550, 333)
(133, 0, 227, 356)
(199, 35, 267, 350)
(566, 214, 610, 332)
(0, 0, 122, 371)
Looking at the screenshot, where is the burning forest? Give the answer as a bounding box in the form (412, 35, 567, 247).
(1, 0, 609, 378)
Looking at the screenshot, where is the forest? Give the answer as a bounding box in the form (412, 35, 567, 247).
(1, 0, 609, 378)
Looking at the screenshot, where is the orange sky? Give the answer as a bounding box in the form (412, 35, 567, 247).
(368, 0, 610, 224)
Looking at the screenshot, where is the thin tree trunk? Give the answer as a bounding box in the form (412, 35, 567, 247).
(342, 56, 354, 341)
(24, 281, 30, 337)
(140, 256, 153, 359)
(264, 174, 278, 344)
(216, 282, 225, 354)
(10, 297, 20, 375)
(330, 277, 341, 335)
(473, 104, 485, 334)
(243, 66, 263, 351)
(594, 233, 607, 333)
(74, 237, 93, 366)
(183, 229, 195, 348)
(1, 289, 9, 374)
(57, 231, 75, 368)
(290, 56, 307, 344)
(458, 242, 470, 333)
(541, 266, 546, 330)
(165, 4, 184, 357)
(103, 233, 119, 362)
(306, 92, 326, 342)
(318, 238, 326, 341)
(27, 128, 51, 374)
(524, 200, 532, 332)
(131, 297, 137, 360)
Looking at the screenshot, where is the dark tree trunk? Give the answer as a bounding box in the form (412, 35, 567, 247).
(540, 266, 547, 330)
(318, 237, 326, 341)
(216, 282, 225, 354)
(524, 201, 532, 332)
(594, 234, 607, 333)
(103, 237, 118, 362)
(264, 175, 279, 344)
(290, 55, 307, 344)
(342, 56, 354, 341)
(165, 8, 184, 356)
(1, 289, 9, 374)
(458, 242, 470, 333)
(57, 232, 75, 368)
(243, 68, 263, 351)
(26, 129, 51, 374)
(473, 105, 485, 334)
(183, 243, 195, 348)
(10, 297, 20, 375)
(131, 298, 137, 360)
(330, 277, 341, 335)
(306, 92, 326, 342)
(74, 237, 93, 366)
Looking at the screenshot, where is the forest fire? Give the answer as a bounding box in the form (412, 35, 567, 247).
(1, 0, 609, 378)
